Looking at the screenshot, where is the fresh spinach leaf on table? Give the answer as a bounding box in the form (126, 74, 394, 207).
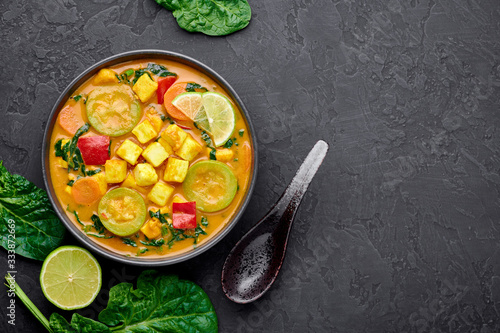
(49, 270, 218, 333)
(0, 161, 65, 260)
(155, 0, 251, 36)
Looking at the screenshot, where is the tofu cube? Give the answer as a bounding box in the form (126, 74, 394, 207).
(215, 148, 234, 162)
(158, 137, 174, 155)
(92, 172, 108, 195)
(140, 218, 162, 239)
(147, 182, 174, 206)
(56, 156, 68, 169)
(172, 195, 188, 204)
(162, 124, 187, 151)
(116, 139, 143, 165)
(64, 186, 72, 195)
(133, 163, 158, 186)
(104, 160, 127, 183)
(121, 173, 148, 194)
(132, 120, 158, 144)
(142, 142, 169, 167)
(146, 108, 164, 133)
(176, 135, 202, 161)
(93, 69, 119, 85)
(164, 158, 189, 183)
(159, 206, 170, 215)
(133, 74, 158, 103)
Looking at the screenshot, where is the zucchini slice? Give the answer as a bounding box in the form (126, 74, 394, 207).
(183, 161, 237, 212)
(86, 85, 141, 136)
(98, 188, 147, 236)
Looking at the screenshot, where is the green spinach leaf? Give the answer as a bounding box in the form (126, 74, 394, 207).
(155, 0, 251, 36)
(147, 63, 177, 77)
(91, 214, 105, 234)
(0, 161, 65, 260)
(55, 123, 90, 175)
(223, 138, 234, 148)
(148, 209, 208, 248)
(71, 94, 87, 104)
(50, 313, 110, 333)
(209, 148, 217, 160)
(140, 238, 165, 247)
(49, 270, 218, 333)
(122, 238, 137, 247)
(185, 82, 208, 92)
(85, 168, 101, 177)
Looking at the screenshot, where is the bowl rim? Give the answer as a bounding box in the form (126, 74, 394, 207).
(42, 49, 258, 266)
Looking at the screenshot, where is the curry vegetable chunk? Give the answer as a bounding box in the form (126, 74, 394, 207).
(49, 59, 253, 258)
(183, 161, 238, 212)
(132, 120, 158, 144)
(93, 69, 119, 85)
(116, 139, 143, 165)
(134, 163, 158, 186)
(176, 135, 203, 161)
(162, 124, 187, 150)
(105, 160, 127, 183)
(147, 182, 175, 206)
(98, 188, 147, 237)
(86, 85, 141, 136)
(164, 157, 189, 183)
(133, 73, 158, 103)
(141, 218, 162, 239)
(142, 142, 169, 167)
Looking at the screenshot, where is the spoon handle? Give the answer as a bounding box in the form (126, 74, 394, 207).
(221, 140, 329, 303)
(274, 140, 329, 213)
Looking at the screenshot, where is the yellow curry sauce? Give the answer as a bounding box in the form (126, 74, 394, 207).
(49, 59, 253, 257)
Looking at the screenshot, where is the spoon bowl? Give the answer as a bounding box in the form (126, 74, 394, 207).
(221, 140, 329, 303)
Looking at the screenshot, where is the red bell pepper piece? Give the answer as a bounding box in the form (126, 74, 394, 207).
(172, 201, 197, 229)
(157, 76, 177, 104)
(77, 135, 110, 165)
(176, 124, 192, 130)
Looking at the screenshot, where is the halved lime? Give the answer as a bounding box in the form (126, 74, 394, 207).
(202, 92, 235, 147)
(171, 91, 236, 147)
(40, 246, 102, 310)
(172, 92, 211, 132)
(171, 92, 203, 120)
(183, 160, 238, 212)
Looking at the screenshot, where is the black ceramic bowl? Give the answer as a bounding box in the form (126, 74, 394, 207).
(42, 50, 257, 266)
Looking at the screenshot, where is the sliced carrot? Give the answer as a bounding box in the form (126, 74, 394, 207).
(163, 82, 190, 121)
(241, 142, 252, 172)
(72, 177, 102, 205)
(58, 105, 84, 135)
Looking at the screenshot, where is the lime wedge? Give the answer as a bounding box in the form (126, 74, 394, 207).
(193, 106, 211, 133)
(171, 92, 203, 120)
(172, 91, 236, 146)
(40, 246, 102, 310)
(201, 92, 235, 147)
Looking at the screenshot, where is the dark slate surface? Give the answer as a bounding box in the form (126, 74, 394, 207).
(1, 0, 500, 332)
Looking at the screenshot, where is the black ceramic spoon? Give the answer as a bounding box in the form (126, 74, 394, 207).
(221, 140, 329, 303)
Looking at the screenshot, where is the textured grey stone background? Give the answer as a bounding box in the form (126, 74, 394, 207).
(1, 0, 500, 332)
